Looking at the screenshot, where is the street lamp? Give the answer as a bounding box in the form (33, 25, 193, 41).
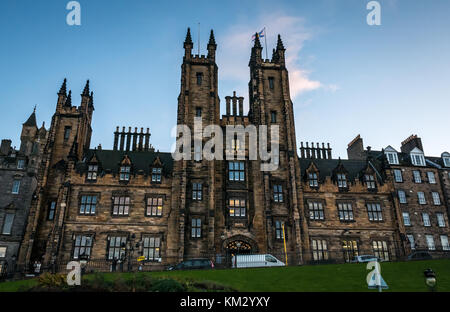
(424, 268, 437, 291)
(79, 253, 88, 276)
(235, 242, 242, 268)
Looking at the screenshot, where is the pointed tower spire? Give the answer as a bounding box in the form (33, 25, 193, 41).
(208, 29, 216, 46)
(82, 80, 90, 96)
(64, 90, 72, 107)
(207, 29, 217, 60)
(23, 107, 37, 127)
(249, 32, 263, 66)
(58, 78, 67, 96)
(89, 91, 94, 108)
(274, 34, 286, 66)
(184, 27, 193, 45)
(254, 32, 262, 48)
(183, 27, 193, 59)
(276, 34, 285, 51)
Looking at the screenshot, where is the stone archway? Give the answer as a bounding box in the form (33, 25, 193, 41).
(222, 235, 259, 255)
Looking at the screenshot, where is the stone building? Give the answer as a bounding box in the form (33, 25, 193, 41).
(347, 135, 450, 253)
(0, 109, 47, 276)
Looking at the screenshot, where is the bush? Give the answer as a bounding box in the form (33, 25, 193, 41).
(37, 272, 67, 288)
(151, 279, 186, 292)
(191, 280, 237, 292)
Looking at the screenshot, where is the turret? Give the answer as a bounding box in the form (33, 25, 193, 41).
(184, 27, 193, 60)
(249, 32, 263, 67)
(207, 29, 217, 61)
(56, 78, 67, 110)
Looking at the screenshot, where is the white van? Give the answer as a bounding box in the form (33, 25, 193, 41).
(231, 254, 285, 268)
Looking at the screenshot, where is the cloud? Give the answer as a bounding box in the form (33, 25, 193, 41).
(217, 13, 327, 101)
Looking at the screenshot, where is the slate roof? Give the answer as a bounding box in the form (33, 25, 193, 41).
(76, 149, 174, 175)
(368, 149, 445, 169)
(23, 111, 37, 127)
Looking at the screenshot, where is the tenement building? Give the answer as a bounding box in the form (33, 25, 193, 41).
(14, 29, 449, 272)
(0, 109, 47, 276)
(347, 135, 450, 254)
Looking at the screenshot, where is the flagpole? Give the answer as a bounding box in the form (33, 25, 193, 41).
(198, 22, 200, 55)
(264, 27, 268, 60)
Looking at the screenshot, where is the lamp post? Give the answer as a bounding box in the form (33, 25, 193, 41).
(235, 242, 241, 268)
(121, 234, 140, 272)
(424, 268, 437, 292)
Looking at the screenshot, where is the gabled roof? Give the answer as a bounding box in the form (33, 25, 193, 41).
(409, 147, 424, 154)
(384, 145, 398, 153)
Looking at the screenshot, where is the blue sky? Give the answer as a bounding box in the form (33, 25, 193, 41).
(1, 0, 449, 158)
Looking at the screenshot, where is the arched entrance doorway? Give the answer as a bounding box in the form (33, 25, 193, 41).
(222, 235, 258, 268)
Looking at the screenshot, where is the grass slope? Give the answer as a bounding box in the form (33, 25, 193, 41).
(1, 259, 449, 292)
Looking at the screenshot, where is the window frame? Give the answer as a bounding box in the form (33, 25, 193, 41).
(107, 235, 127, 260)
(47, 201, 56, 221)
(308, 172, 319, 188)
(308, 201, 325, 221)
(422, 212, 431, 227)
(402, 212, 411, 226)
(228, 198, 246, 218)
(191, 218, 202, 238)
(367, 203, 383, 222)
(119, 165, 131, 181)
(398, 190, 407, 204)
(337, 202, 354, 222)
(273, 184, 283, 203)
(146, 195, 164, 217)
(79, 194, 98, 215)
(431, 192, 441, 205)
(393, 169, 403, 182)
(1, 213, 15, 235)
(417, 192, 426, 205)
(365, 174, 376, 190)
(72, 234, 93, 260)
(436, 213, 446, 227)
(87, 164, 98, 181)
(413, 170, 422, 183)
(112, 196, 131, 216)
(151, 167, 162, 183)
(228, 161, 245, 182)
(11, 180, 20, 194)
(372, 240, 390, 261)
(311, 239, 328, 261)
(142, 236, 161, 261)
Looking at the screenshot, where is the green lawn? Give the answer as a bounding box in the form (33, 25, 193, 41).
(1, 259, 449, 292)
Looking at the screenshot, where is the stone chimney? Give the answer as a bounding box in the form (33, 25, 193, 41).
(347, 135, 365, 160)
(0, 139, 12, 155)
(400, 134, 423, 153)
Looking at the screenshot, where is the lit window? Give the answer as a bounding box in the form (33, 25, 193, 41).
(228, 198, 246, 217)
(432, 192, 441, 205)
(309, 202, 324, 221)
(312, 239, 328, 261)
(273, 185, 283, 202)
(427, 172, 436, 184)
(437, 213, 446, 227)
(402, 212, 411, 226)
(143, 236, 161, 261)
(152, 167, 162, 182)
(367, 203, 383, 221)
(80, 195, 97, 215)
(119, 166, 130, 181)
(191, 218, 201, 238)
(393, 169, 403, 182)
(146, 196, 163, 217)
(112, 196, 130, 216)
(426, 235, 435, 250)
(0, 247, 6, 258)
(422, 213, 431, 227)
(308, 172, 319, 187)
(338, 203, 353, 221)
(228, 161, 245, 181)
(417, 192, 426, 205)
(342, 240, 359, 263)
(398, 190, 407, 204)
(11, 180, 20, 194)
(413, 171, 422, 183)
(73, 235, 92, 259)
(87, 165, 98, 181)
(372, 241, 389, 261)
(193, 183, 202, 201)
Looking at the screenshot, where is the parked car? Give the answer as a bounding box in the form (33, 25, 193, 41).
(407, 251, 432, 261)
(231, 254, 285, 268)
(351, 255, 381, 263)
(166, 258, 214, 271)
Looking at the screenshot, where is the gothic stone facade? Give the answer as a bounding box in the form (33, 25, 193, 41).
(15, 29, 448, 271)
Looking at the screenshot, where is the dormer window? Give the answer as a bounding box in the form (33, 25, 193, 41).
(87, 165, 98, 181)
(386, 152, 399, 165)
(442, 152, 450, 167)
(152, 167, 162, 182)
(410, 150, 426, 166)
(308, 172, 319, 188)
(365, 174, 376, 190)
(119, 166, 130, 181)
(337, 174, 347, 189)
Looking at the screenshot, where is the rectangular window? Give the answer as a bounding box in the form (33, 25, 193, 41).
(372, 241, 390, 261)
(413, 171, 422, 183)
(73, 235, 93, 259)
(146, 196, 163, 217)
(107, 236, 127, 260)
(437, 213, 446, 227)
(343, 240, 359, 263)
(338, 203, 354, 221)
(398, 190, 407, 204)
(308, 172, 318, 187)
(48, 201, 56, 220)
(402, 212, 411, 226)
(119, 166, 130, 181)
(440, 236, 450, 251)
(427, 172, 436, 184)
(191, 218, 201, 238)
(444, 157, 450, 167)
(275, 221, 287, 240)
(143, 236, 161, 261)
(270, 111, 277, 123)
(367, 203, 383, 221)
(412, 154, 425, 166)
(312, 239, 328, 261)
(309, 202, 324, 221)
(432, 192, 441, 205)
(228, 161, 245, 181)
(229, 198, 246, 217)
(0, 247, 6, 258)
(87, 165, 98, 181)
(365, 174, 376, 190)
(2, 214, 14, 235)
(196, 72, 203, 85)
(64, 126, 71, 141)
(417, 192, 426, 204)
(422, 213, 431, 227)
(273, 185, 283, 202)
(407, 234, 415, 250)
(393, 169, 403, 182)
(195, 107, 202, 117)
(80, 195, 97, 215)
(193, 183, 202, 201)
(17, 159, 25, 169)
(387, 153, 399, 165)
(11, 180, 20, 194)
(112, 196, 130, 216)
(152, 167, 162, 182)
(337, 173, 347, 188)
(268, 77, 274, 89)
(426, 235, 435, 251)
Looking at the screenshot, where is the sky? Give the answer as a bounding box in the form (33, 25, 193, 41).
(0, 0, 449, 159)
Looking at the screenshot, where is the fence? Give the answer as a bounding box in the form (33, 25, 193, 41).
(2, 248, 450, 281)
